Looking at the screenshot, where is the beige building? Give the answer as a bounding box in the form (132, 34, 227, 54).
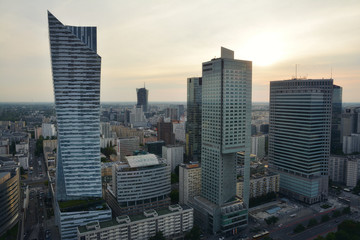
(179, 163, 201, 205)
(77, 205, 193, 240)
(111, 126, 144, 144)
(237, 172, 280, 199)
(345, 159, 359, 187)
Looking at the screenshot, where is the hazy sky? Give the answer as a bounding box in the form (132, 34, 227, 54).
(0, 0, 359, 102)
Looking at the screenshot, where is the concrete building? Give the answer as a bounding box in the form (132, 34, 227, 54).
(345, 159, 358, 187)
(236, 172, 280, 199)
(129, 106, 148, 128)
(329, 156, 346, 183)
(77, 205, 193, 240)
(190, 47, 251, 235)
(341, 107, 360, 141)
(42, 123, 57, 138)
(0, 159, 20, 236)
(100, 122, 112, 138)
(157, 119, 175, 145)
(331, 85, 342, 153)
(269, 79, 333, 204)
(108, 154, 171, 217)
(146, 141, 165, 156)
(173, 121, 186, 143)
(343, 133, 360, 154)
(116, 137, 140, 160)
(179, 163, 201, 205)
(162, 145, 184, 172)
(186, 77, 202, 162)
(251, 134, 266, 159)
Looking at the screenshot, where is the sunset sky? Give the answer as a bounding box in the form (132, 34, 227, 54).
(0, 0, 359, 102)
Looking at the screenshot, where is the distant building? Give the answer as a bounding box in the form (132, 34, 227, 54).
(77, 205, 193, 240)
(146, 141, 165, 156)
(260, 124, 269, 134)
(34, 127, 42, 139)
(186, 77, 202, 162)
(345, 159, 359, 188)
(329, 156, 346, 183)
(157, 119, 175, 145)
(162, 145, 184, 172)
(343, 133, 360, 154)
(116, 137, 140, 160)
(130, 106, 147, 128)
(251, 124, 257, 136)
(41, 123, 56, 138)
(237, 172, 280, 199)
(251, 134, 266, 159)
(341, 107, 360, 141)
(331, 85, 342, 153)
(0, 159, 20, 236)
(100, 122, 112, 138)
(136, 86, 149, 113)
(173, 121, 186, 143)
(165, 107, 178, 121)
(179, 163, 201, 205)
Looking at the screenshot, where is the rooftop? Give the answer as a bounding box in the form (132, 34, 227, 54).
(126, 154, 159, 168)
(58, 198, 108, 212)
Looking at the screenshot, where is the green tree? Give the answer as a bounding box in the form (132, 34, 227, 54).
(321, 214, 330, 223)
(293, 224, 305, 233)
(185, 226, 201, 240)
(170, 190, 179, 204)
(35, 136, 44, 157)
(332, 210, 341, 218)
(9, 141, 16, 156)
(265, 216, 279, 225)
(342, 207, 351, 215)
(308, 218, 318, 228)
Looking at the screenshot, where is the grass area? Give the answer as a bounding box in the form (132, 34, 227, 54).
(0, 222, 18, 240)
(58, 198, 107, 212)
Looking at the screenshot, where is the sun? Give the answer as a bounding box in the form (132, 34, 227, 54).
(240, 32, 285, 66)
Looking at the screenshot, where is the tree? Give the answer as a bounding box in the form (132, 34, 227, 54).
(265, 216, 279, 225)
(342, 207, 351, 215)
(171, 173, 179, 184)
(308, 218, 318, 228)
(185, 226, 201, 240)
(9, 141, 16, 156)
(170, 190, 179, 204)
(321, 214, 330, 223)
(149, 231, 166, 240)
(293, 224, 305, 233)
(332, 210, 341, 218)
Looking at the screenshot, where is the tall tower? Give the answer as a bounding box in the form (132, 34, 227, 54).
(269, 79, 333, 204)
(331, 85, 342, 153)
(136, 86, 149, 112)
(191, 47, 251, 235)
(48, 12, 102, 201)
(186, 77, 202, 162)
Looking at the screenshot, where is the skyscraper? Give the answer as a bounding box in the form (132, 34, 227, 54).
(136, 86, 149, 112)
(269, 79, 333, 204)
(48, 11, 102, 201)
(191, 47, 251, 235)
(331, 85, 342, 153)
(186, 77, 202, 161)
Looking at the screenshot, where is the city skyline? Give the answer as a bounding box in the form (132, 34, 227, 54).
(1, 1, 360, 103)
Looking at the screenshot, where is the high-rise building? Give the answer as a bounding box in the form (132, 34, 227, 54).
(136, 86, 149, 113)
(179, 163, 201, 205)
(162, 145, 184, 172)
(48, 11, 102, 201)
(186, 77, 202, 162)
(269, 79, 333, 204)
(191, 47, 251, 235)
(251, 134, 266, 159)
(48, 12, 111, 239)
(331, 85, 342, 153)
(157, 119, 176, 145)
(341, 107, 360, 140)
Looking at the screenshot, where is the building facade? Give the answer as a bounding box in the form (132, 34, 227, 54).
(251, 134, 266, 159)
(77, 205, 193, 240)
(179, 163, 201, 205)
(186, 77, 202, 162)
(136, 87, 149, 113)
(269, 79, 333, 204)
(236, 172, 280, 199)
(191, 47, 251, 235)
(42, 123, 57, 138)
(157, 119, 176, 145)
(331, 85, 342, 153)
(48, 11, 102, 201)
(162, 145, 184, 172)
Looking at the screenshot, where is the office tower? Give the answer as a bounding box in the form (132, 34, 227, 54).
(48, 12, 111, 239)
(162, 145, 184, 172)
(269, 79, 333, 204)
(331, 85, 342, 153)
(251, 134, 266, 159)
(108, 154, 171, 216)
(191, 47, 251, 235)
(48, 11, 102, 201)
(179, 163, 201, 205)
(186, 77, 202, 161)
(157, 119, 176, 145)
(0, 158, 20, 237)
(136, 86, 149, 113)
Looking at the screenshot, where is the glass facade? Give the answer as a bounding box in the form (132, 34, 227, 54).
(136, 87, 149, 112)
(48, 12, 102, 201)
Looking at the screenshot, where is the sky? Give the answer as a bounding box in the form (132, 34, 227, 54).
(0, 0, 359, 103)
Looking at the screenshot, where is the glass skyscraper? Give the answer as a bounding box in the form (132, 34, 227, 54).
(269, 79, 333, 204)
(136, 86, 149, 112)
(48, 11, 102, 201)
(186, 77, 202, 162)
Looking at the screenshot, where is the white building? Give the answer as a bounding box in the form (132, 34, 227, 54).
(77, 205, 193, 240)
(100, 122, 112, 138)
(15, 142, 29, 155)
(343, 133, 360, 154)
(173, 121, 186, 143)
(345, 159, 360, 187)
(162, 145, 184, 172)
(251, 134, 266, 159)
(179, 163, 201, 205)
(130, 106, 147, 128)
(41, 123, 56, 138)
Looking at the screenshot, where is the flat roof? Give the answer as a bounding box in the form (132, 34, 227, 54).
(126, 154, 159, 168)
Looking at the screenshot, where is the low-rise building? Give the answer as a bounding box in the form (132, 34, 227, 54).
(77, 205, 193, 240)
(116, 137, 140, 160)
(343, 133, 360, 154)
